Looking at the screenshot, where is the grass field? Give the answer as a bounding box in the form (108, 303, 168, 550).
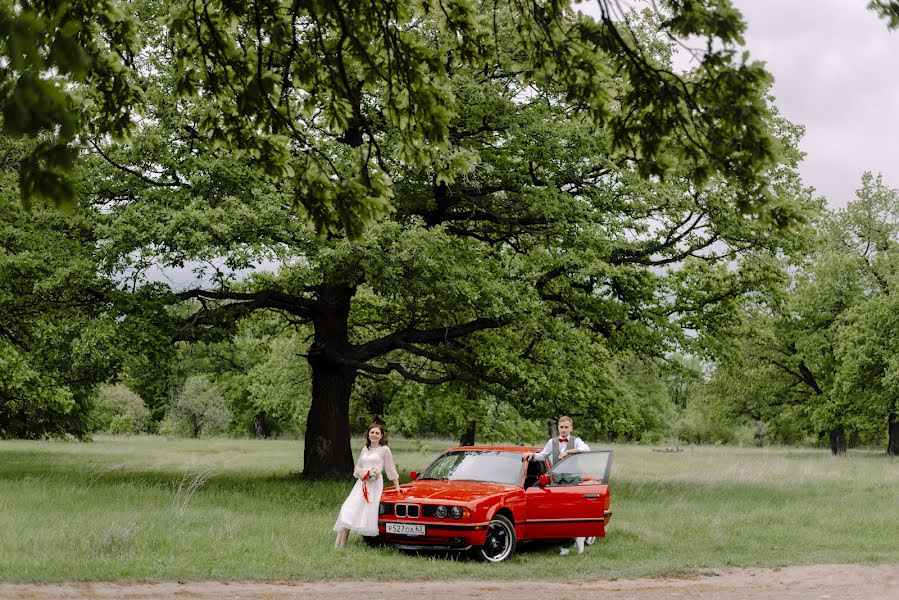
(0, 436, 896, 582)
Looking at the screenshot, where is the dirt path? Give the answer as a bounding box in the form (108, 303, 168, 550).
(2, 564, 897, 600)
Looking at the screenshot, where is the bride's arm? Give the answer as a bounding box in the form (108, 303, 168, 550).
(383, 447, 401, 492)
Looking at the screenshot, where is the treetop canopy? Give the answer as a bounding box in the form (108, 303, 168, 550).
(2, 0, 783, 235)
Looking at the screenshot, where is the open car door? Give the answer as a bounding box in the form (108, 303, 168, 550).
(523, 450, 613, 539)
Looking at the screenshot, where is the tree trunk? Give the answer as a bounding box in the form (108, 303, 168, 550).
(753, 420, 764, 447)
(254, 412, 268, 438)
(366, 389, 386, 423)
(888, 398, 899, 456)
(303, 359, 357, 478)
(829, 424, 846, 455)
(302, 284, 357, 479)
(459, 421, 476, 446)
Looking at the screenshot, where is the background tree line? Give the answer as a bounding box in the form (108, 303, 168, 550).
(2, 1, 898, 476)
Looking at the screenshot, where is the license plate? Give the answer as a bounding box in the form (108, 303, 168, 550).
(386, 522, 425, 536)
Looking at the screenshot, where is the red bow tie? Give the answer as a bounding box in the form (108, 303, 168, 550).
(559, 437, 569, 442)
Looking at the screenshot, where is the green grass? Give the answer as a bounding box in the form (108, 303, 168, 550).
(0, 437, 896, 582)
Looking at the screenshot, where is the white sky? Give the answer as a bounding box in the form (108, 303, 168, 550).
(581, 0, 899, 209)
(730, 0, 899, 209)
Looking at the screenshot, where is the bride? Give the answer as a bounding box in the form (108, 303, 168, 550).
(333, 422, 402, 549)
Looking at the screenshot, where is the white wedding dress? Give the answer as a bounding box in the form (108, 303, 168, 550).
(333, 445, 398, 536)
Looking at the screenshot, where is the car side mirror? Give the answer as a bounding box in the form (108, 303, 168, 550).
(537, 474, 550, 487)
(410, 471, 418, 481)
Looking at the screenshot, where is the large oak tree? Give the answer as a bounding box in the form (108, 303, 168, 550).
(78, 6, 816, 477)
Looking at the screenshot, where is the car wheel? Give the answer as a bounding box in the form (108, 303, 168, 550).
(585, 536, 597, 546)
(475, 514, 516, 562)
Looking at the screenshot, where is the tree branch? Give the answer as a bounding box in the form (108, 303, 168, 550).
(353, 317, 511, 361)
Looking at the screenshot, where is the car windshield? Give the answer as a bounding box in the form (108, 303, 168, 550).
(418, 450, 525, 485)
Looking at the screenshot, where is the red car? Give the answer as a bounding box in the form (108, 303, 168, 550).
(374, 445, 613, 562)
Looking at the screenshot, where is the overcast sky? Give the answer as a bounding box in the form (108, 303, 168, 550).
(729, 0, 899, 209)
(584, 1, 899, 210)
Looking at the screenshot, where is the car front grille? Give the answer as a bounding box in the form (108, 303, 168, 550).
(381, 503, 461, 518)
(393, 503, 421, 518)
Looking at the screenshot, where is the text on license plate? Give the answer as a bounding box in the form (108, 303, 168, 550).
(386, 522, 425, 536)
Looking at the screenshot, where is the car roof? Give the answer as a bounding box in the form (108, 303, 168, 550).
(443, 445, 540, 453)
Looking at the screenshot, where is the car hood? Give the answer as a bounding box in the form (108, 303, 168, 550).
(385, 479, 517, 503)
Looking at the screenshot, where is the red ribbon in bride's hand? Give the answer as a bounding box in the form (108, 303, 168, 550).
(361, 469, 371, 503)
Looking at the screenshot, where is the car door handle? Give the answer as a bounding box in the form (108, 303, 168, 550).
(583, 493, 599, 499)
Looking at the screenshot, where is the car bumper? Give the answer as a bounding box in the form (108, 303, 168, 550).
(376, 520, 490, 548)
(390, 542, 474, 552)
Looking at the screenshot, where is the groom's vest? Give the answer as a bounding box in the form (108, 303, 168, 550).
(550, 436, 581, 465)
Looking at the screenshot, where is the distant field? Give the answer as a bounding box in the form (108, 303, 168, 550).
(0, 436, 896, 582)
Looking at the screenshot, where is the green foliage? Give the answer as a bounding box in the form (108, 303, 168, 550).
(370, 379, 544, 444)
(833, 293, 899, 445)
(3, 0, 787, 235)
(610, 358, 679, 444)
(0, 0, 142, 209)
(161, 375, 231, 438)
(229, 333, 312, 437)
(0, 133, 123, 439)
(701, 173, 899, 451)
(0, 341, 79, 438)
(63, 6, 818, 476)
(107, 413, 136, 435)
(150, 316, 313, 437)
(869, 0, 899, 29)
(92, 384, 151, 434)
(672, 382, 749, 445)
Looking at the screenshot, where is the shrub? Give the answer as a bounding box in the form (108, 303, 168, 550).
(163, 375, 231, 438)
(108, 414, 137, 435)
(672, 402, 740, 445)
(92, 384, 151, 434)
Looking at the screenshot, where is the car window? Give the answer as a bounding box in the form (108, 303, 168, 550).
(419, 450, 525, 485)
(548, 450, 613, 485)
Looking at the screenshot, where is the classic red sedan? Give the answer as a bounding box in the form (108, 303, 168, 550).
(374, 445, 613, 562)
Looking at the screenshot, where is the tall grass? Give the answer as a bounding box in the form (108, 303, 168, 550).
(0, 437, 895, 582)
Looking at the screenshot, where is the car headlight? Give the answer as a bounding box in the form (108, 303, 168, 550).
(450, 506, 463, 519)
(435, 505, 448, 518)
(378, 503, 385, 515)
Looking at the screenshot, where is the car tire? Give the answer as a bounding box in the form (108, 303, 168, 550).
(585, 536, 597, 546)
(475, 514, 516, 562)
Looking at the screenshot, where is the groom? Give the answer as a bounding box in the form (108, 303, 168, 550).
(522, 415, 590, 555)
